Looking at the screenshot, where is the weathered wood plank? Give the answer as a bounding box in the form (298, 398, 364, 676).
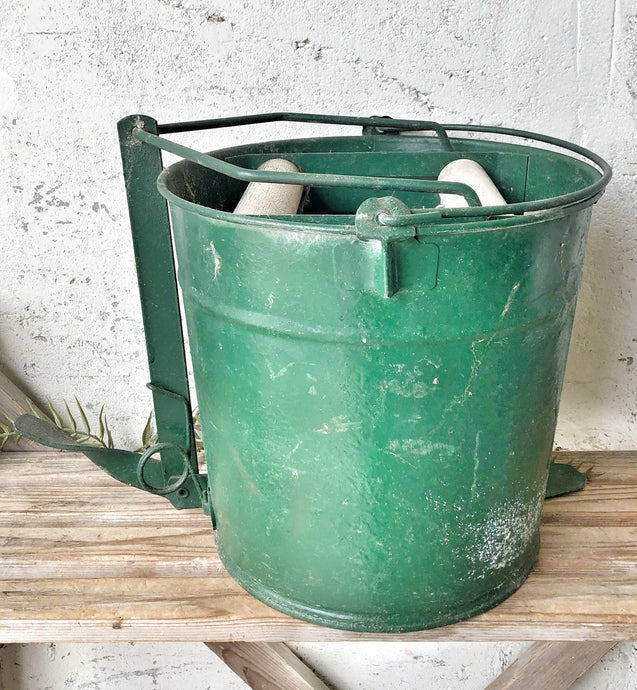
(0, 527, 227, 579)
(1, 450, 637, 642)
(6, 523, 637, 580)
(205, 642, 332, 690)
(0, 452, 202, 527)
(486, 641, 617, 690)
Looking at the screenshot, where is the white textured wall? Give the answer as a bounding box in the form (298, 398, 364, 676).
(1, 0, 636, 688)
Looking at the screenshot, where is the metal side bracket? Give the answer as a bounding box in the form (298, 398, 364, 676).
(13, 412, 210, 512)
(354, 197, 420, 298)
(14, 114, 212, 515)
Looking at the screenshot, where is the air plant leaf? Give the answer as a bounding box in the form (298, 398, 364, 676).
(192, 408, 204, 452)
(47, 399, 64, 428)
(64, 400, 77, 434)
(27, 399, 45, 420)
(2, 395, 205, 458)
(98, 406, 105, 442)
(0, 422, 12, 450)
(75, 397, 91, 436)
(141, 411, 155, 448)
(104, 416, 114, 449)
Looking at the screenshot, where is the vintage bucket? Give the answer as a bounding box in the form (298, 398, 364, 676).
(17, 113, 611, 632)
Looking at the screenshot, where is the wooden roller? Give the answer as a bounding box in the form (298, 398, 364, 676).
(438, 159, 507, 208)
(233, 159, 304, 215)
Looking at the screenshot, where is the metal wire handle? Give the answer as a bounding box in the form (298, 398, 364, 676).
(132, 111, 611, 228)
(133, 127, 484, 208)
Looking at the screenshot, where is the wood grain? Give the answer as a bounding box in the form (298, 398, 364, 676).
(485, 641, 617, 689)
(205, 642, 332, 690)
(1, 450, 637, 642)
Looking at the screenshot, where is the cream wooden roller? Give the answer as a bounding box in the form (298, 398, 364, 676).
(438, 159, 507, 208)
(233, 159, 304, 215)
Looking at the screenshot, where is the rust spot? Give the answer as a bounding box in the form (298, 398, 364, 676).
(112, 618, 123, 629)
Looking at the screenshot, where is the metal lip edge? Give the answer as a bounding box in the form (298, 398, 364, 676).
(157, 179, 597, 239)
(148, 123, 609, 236)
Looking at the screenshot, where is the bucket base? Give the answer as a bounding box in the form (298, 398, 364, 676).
(218, 535, 540, 633)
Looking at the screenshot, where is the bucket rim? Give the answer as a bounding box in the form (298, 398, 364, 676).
(157, 175, 604, 239)
(133, 115, 612, 236)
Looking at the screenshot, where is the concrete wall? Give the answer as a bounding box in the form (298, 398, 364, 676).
(1, 0, 636, 687)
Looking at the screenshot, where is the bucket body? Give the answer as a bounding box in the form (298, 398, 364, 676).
(159, 132, 600, 631)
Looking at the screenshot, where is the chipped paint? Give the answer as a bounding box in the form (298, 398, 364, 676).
(315, 415, 362, 434)
(265, 361, 295, 380)
(380, 375, 432, 399)
(206, 241, 222, 279)
(381, 359, 442, 399)
(287, 440, 303, 457)
(500, 282, 520, 319)
(465, 493, 544, 572)
(469, 430, 481, 499)
(388, 438, 457, 458)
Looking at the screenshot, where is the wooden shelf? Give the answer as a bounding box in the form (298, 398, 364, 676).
(1, 450, 636, 643)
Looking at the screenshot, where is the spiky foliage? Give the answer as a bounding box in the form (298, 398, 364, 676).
(2, 397, 203, 453)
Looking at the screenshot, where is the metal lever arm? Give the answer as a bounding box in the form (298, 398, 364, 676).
(14, 115, 210, 513)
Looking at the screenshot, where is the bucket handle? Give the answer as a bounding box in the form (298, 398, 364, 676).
(155, 111, 455, 149)
(133, 128, 484, 209)
(134, 112, 611, 223)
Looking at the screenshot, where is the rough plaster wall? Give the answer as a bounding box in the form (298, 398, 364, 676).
(1, 0, 636, 688)
(0, 643, 248, 689)
(0, 641, 534, 689)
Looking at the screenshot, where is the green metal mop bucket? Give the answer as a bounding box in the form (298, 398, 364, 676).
(16, 113, 611, 632)
(148, 114, 610, 632)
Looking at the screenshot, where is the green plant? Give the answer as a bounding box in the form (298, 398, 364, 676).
(0, 420, 15, 450)
(51, 398, 114, 448)
(136, 409, 204, 453)
(1, 398, 114, 450)
(1, 397, 204, 453)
